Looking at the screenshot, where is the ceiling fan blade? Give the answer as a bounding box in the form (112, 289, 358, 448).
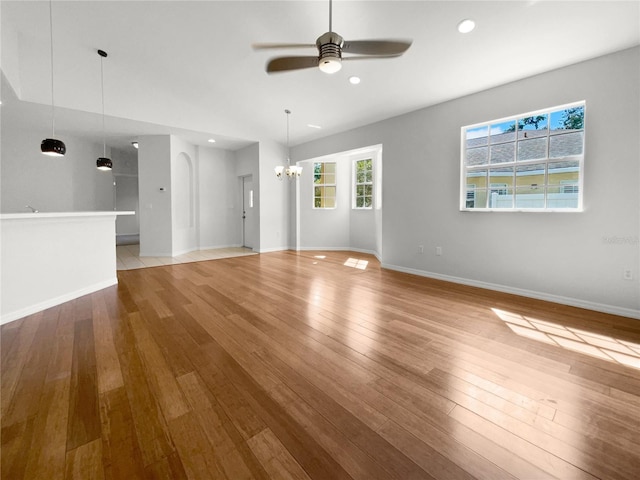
(266, 56, 319, 73)
(342, 39, 412, 56)
(253, 43, 316, 50)
(342, 54, 403, 61)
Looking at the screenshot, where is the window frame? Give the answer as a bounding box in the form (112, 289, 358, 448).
(313, 161, 337, 209)
(460, 101, 585, 212)
(352, 158, 373, 210)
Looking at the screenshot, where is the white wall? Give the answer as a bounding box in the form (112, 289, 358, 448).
(1, 122, 113, 213)
(258, 140, 290, 252)
(292, 47, 640, 318)
(198, 147, 241, 248)
(138, 135, 173, 256)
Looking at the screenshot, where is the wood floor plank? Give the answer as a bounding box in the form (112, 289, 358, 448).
(91, 292, 124, 394)
(247, 428, 312, 480)
(177, 371, 262, 480)
(64, 438, 105, 480)
(67, 317, 101, 451)
(2, 250, 639, 480)
(99, 387, 146, 480)
(128, 310, 190, 421)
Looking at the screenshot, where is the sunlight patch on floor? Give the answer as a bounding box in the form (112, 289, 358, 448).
(344, 258, 368, 270)
(493, 308, 640, 369)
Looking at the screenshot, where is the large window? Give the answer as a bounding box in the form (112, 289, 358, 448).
(314, 162, 336, 208)
(353, 158, 373, 209)
(461, 102, 585, 211)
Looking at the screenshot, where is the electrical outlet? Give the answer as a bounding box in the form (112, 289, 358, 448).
(436, 246, 442, 256)
(418, 245, 424, 254)
(623, 268, 633, 280)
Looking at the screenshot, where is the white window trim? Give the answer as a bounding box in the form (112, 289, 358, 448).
(460, 101, 585, 212)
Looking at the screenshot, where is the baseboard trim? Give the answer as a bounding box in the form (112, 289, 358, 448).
(1, 277, 119, 325)
(381, 263, 640, 320)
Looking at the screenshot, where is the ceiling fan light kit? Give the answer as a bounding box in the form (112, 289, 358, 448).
(256, 0, 412, 74)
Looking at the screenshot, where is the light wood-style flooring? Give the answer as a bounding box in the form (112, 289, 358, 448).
(2, 250, 640, 479)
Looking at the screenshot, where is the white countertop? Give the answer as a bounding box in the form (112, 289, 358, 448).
(1, 211, 135, 220)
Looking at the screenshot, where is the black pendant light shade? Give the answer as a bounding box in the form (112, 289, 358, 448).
(96, 157, 112, 170)
(41, 138, 66, 156)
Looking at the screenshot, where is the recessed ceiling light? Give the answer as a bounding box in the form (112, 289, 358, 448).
(208, 138, 216, 143)
(307, 124, 322, 129)
(458, 19, 476, 33)
(131, 141, 139, 149)
(349, 76, 361, 85)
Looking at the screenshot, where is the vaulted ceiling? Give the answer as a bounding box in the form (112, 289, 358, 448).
(2, 1, 639, 151)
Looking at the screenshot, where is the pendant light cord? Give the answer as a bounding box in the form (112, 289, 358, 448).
(100, 54, 106, 157)
(285, 109, 291, 166)
(48, 0, 55, 137)
(329, 0, 332, 32)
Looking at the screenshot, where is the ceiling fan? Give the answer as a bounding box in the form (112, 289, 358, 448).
(254, 0, 412, 74)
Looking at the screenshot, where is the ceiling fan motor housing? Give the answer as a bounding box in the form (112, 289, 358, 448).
(317, 32, 343, 73)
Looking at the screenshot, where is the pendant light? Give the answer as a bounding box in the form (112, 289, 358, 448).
(96, 49, 112, 171)
(274, 109, 302, 180)
(41, 0, 66, 156)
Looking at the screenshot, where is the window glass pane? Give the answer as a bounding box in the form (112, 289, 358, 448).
(490, 143, 515, 163)
(517, 114, 548, 139)
(364, 185, 373, 196)
(515, 187, 545, 208)
(466, 126, 489, 148)
(357, 172, 366, 183)
(488, 166, 513, 208)
(466, 146, 488, 166)
(466, 169, 487, 189)
(324, 162, 336, 174)
(548, 161, 580, 186)
(364, 197, 372, 208)
(489, 166, 513, 189)
(325, 173, 336, 184)
(549, 132, 584, 158)
(324, 197, 336, 208)
(465, 185, 486, 209)
(517, 137, 547, 161)
(489, 187, 514, 208)
(490, 120, 516, 143)
(365, 171, 373, 183)
(356, 185, 364, 196)
(550, 106, 584, 133)
(356, 197, 364, 208)
(547, 185, 579, 208)
(325, 186, 336, 198)
(516, 163, 545, 188)
(314, 186, 322, 197)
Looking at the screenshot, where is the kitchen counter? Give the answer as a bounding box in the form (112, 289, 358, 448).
(1, 211, 134, 324)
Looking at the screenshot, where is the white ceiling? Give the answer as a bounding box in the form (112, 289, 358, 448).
(2, 1, 639, 151)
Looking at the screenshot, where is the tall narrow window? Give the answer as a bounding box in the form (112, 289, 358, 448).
(353, 159, 373, 209)
(314, 162, 336, 208)
(461, 102, 585, 211)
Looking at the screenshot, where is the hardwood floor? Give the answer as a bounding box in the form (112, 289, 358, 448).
(2, 250, 640, 479)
